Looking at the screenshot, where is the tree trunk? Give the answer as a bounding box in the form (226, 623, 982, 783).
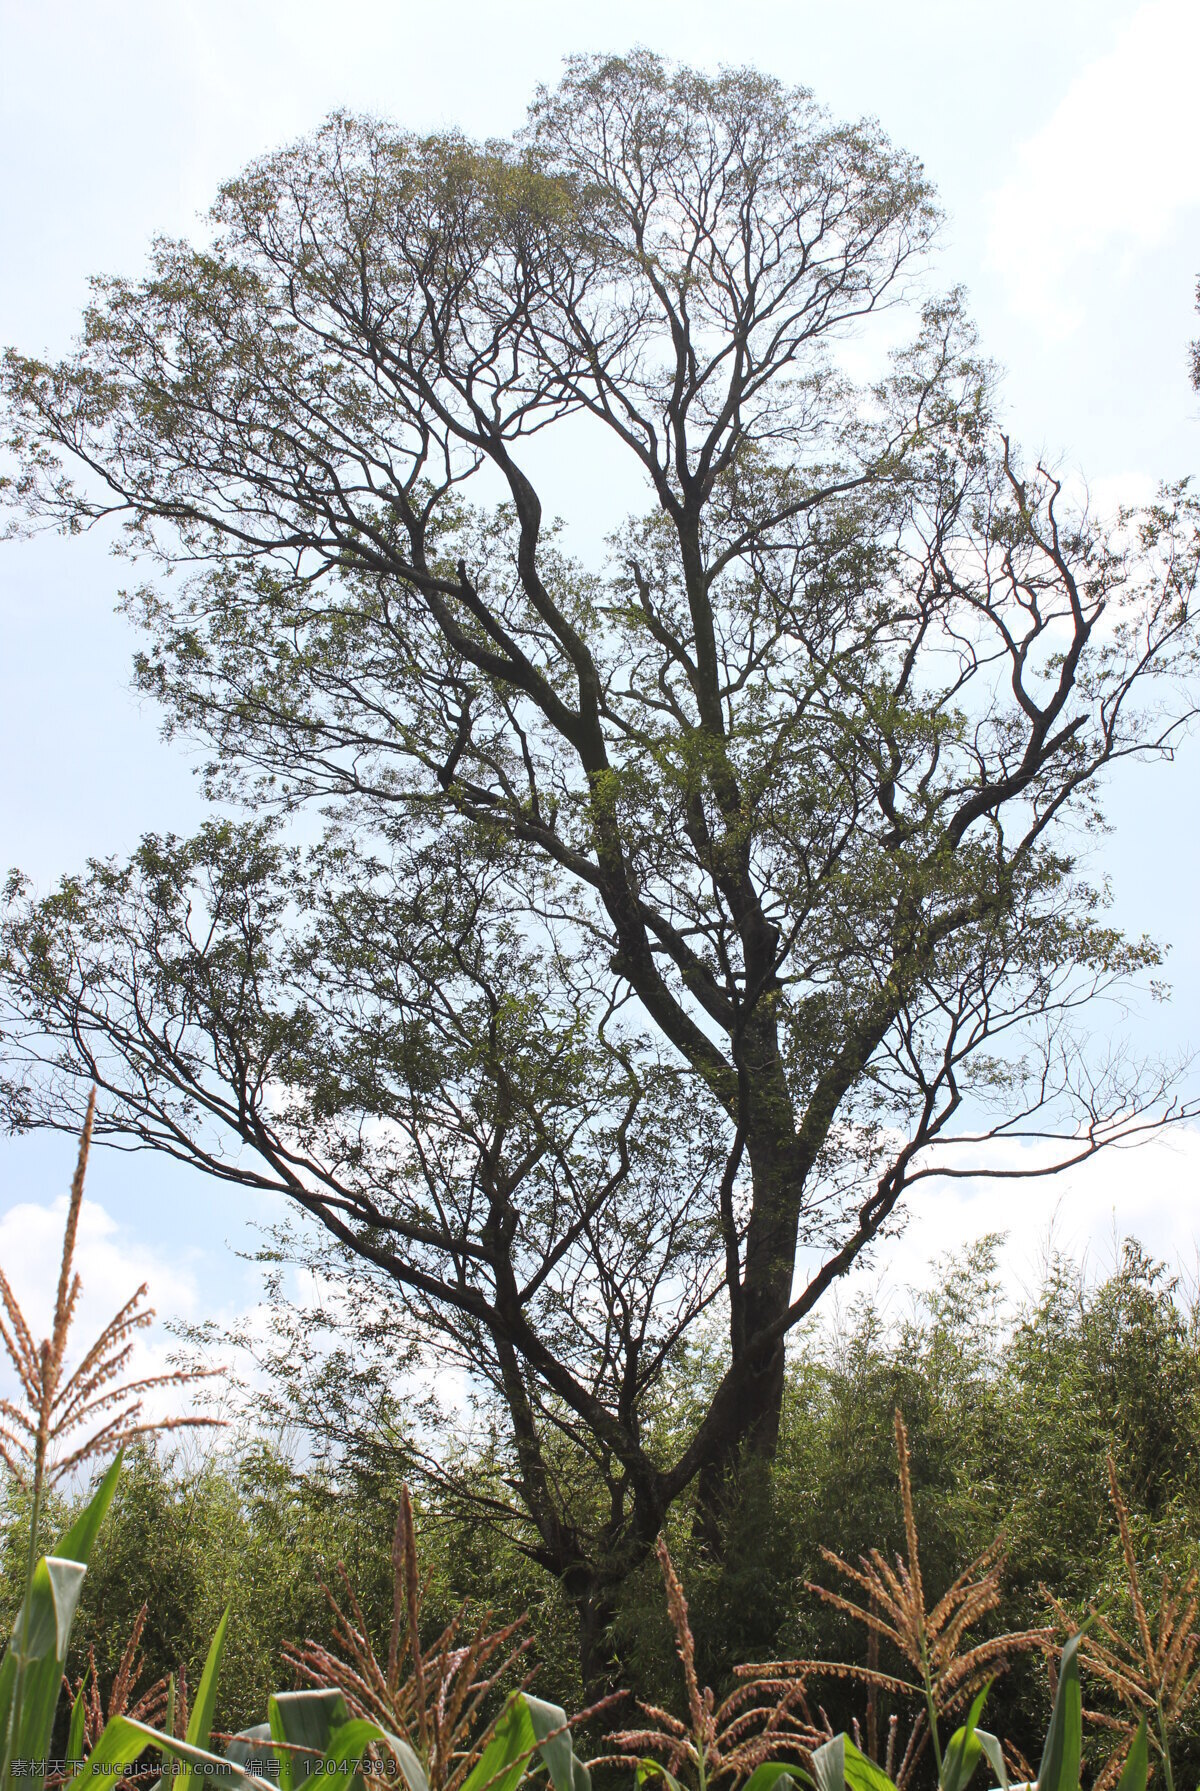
(564, 1561, 624, 1701)
(692, 1335, 785, 1553)
(695, 1020, 801, 1551)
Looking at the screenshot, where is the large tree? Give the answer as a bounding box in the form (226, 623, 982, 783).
(2, 53, 1198, 1683)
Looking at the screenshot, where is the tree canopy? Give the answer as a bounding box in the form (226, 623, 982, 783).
(2, 51, 1198, 1681)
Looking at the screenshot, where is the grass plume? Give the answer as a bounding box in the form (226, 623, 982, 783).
(285, 1483, 614, 1791)
(600, 1535, 821, 1790)
(0, 1091, 221, 1791)
(0, 1089, 220, 1489)
(738, 1411, 1049, 1784)
(1049, 1454, 1200, 1791)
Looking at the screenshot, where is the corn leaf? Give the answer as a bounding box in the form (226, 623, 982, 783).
(742, 1762, 805, 1791)
(307, 1713, 426, 1791)
(974, 1731, 1008, 1791)
(524, 1693, 591, 1791)
(461, 1691, 538, 1791)
(1036, 1634, 1083, 1791)
(175, 1606, 230, 1791)
(322, 1717, 384, 1791)
(0, 1556, 87, 1791)
(52, 1456, 123, 1566)
(73, 1715, 268, 1788)
(67, 1673, 89, 1768)
(225, 1722, 275, 1777)
(636, 1766, 683, 1791)
(269, 1689, 352, 1791)
(811, 1734, 846, 1791)
(941, 1684, 991, 1791)
(14, 1558, 86, 1664)
(376, 1731, 428, 1791)
(811, 1735, 899, 1791)
(0, 1454, 124, 1790)
(1114, 1719, 1149, 1791)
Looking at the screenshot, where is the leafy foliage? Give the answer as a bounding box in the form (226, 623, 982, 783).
(741, 1413, 1048, 1786)
(3, 53, 1198, 1660)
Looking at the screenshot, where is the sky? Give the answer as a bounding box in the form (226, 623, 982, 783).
(1, 0, 1198, 1420)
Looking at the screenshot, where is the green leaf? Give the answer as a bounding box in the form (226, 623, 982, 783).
(843, 1739, 901, 1791)
(74, 1715, 261, 1786)
(1036, 1634, 1084, 1791)
(2, 1456, 123, 1788)
(974, 1731, 1008, 1791)
(636, 1767, 683, 1791)
(1113, 1718, 1149, 1791)
(0, 1555, 88, 1790)
(810, 1735, 846, 1791)
(461, 1692, 538, 1791)
(372, 1730, 428, 1791)
(283, 1711, 426, 1791)
(523, 1693, 591, 1791)
(941, 1684, 991, 1791)
(53, 1455, 123, 1565)
(307, 1716, 425, 1791)
(176, 1607, 230, 1791)
(742, 1763, 804, 1791)
(269, 1689, 351, 1791)
(225, 1723, 275, 1777)
(322, 1717, 383, 1791)
(67, 1674, 89, 1768)
(13, 1557, 87, 1663)
(811, 1736, 899, 1791)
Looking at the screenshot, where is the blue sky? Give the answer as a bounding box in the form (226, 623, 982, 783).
(1, 0, 1199, 1380)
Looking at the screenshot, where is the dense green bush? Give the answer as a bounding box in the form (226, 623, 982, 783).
(2, 1236, 1196, 1783)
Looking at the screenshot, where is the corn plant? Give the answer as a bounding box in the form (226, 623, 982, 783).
(70, 1481, 598, 1791)
(600, 1535, 821, 1791)
(799, 1632, 1150, 1791)
(0, 1092, 219, 1791)
(282, 1483, 538, 1791)
(57, 1601, 174, 1784)
(739, 1413, 1049, 1787)
(76, 1614, 596, 1791)
(1046, 1456, 1199, 1791)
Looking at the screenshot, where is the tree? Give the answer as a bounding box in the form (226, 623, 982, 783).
(2, 52, 1198, 1685)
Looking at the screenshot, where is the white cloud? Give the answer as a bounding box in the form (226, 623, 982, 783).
(824, 1121, 1200, 1323)
(987, 0, 1200, 335)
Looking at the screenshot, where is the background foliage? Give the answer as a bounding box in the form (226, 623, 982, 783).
(3, 1235, 1196, 1781)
